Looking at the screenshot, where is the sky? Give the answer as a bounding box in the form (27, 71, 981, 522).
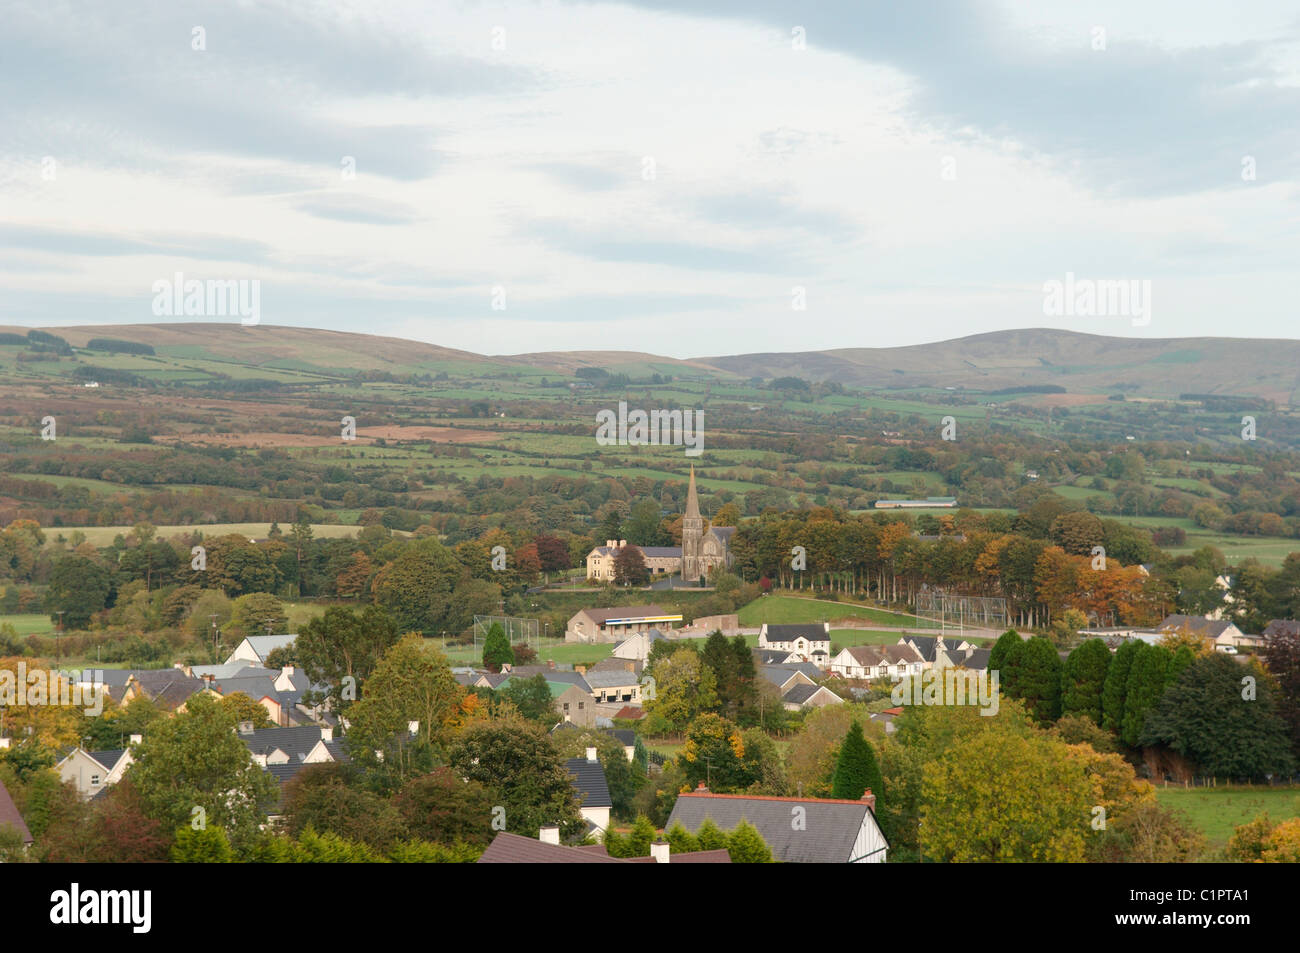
(1, 0, 1298, 357)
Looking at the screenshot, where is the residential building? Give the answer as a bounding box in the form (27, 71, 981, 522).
(829, 644, 924, 680)
(666, 788, 889, 863)
(566, 605, 681, 644)
(565, 747, 612, 836)
(224, 634, 298, 667)
(758, 623, 831, 664)
(782, 683, 843, 711)
(0, 779, 32, 847)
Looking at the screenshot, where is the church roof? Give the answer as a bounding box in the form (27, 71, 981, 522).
(684, 466, 701, 519)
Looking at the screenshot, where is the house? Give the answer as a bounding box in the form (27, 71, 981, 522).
(503, 675, 597, 728)
(565, 747, 612, 835)
(605, 729, 637, 762)
(900, 635, 971, 667)
(586, 540, 683, 581)
(123, 669, 211, 712)
(224, 634, 298, 667)
(758, 662, 823, 695)
(869, 706, 903, 735)
(755, 648, 801, 666)
(758, 623, 831, 664)
(1263, 620, 1300, 640)
(666, 788, 889, 863)
(1156, 615, 1258, 650)
(55, 744, 137, 800)
(566, 606, 682, 644)
(477, 828, 730, 863)
(829, 644, 925, 681)
(0, 779, 33, 847)
(782, 683, 843, 711)
(610, 629, 668, 663)
(239, 724, 341, 767)
(583, 668, 644, 705)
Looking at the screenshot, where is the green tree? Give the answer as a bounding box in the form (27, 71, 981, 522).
(830, 721, 883, 802)
(371, 538, 465, 634)
(1140, 654, 1295, 779)
(229, 592, 288, 635)
(726, 819, 774, 863)
(499, 674, 556, 722)
(1011, 635, 1062, 723)
(281, 763, 408, 849)
(447, 714, 585, 839)
(45, 556, 112, 628)
(1060, 638, 1112, 725)
(296, 604, 402, 710)
(128, 693, 276, 849)
(1120, 642, 1170, 747)
(1101, 639, 1140, 733)
(393, 767, 497, 846)
(482, 622, 514, 672)
(987, 630, 1025, 695)
(644, 646, 718, 731)
(170, 825, 234, 862)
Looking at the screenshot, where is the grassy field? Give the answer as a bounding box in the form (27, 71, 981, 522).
(1155, 785, 1300, 849)
(738, 595, 924, 628)
(0, 613, 55, 636)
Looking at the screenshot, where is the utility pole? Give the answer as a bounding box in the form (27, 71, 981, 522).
(56, 611, 65, 666)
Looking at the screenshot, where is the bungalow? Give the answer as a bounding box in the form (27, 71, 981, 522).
(1264, 620, 1300, 640)
(477, 828, 730, 863)
(566, 605, 682, 644)
(758, 623, 832, 664)
(758, 662, 823, 696)
(1156, 615, 1259, 650)
(666, 788, 889, 863)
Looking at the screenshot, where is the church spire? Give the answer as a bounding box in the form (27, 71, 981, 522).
(684, 465, 701, 520)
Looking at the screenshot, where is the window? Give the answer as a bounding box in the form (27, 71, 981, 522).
(91, 774, 100, 786)
(563, 703, 570, 712)
(578, 702, 585, 710)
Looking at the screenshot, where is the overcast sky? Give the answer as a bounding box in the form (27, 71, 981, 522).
(2, 0, 1298, 357)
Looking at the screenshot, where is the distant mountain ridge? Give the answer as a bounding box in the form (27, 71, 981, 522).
(4, 324, 1296, 404)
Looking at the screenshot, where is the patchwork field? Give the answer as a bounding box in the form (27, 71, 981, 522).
(1155, 785, 1300, 850)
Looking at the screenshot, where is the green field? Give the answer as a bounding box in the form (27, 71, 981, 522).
(0, 613, 55, 636)
(1155, 785, 1300, 849)
(738, 595, 924, 628)
(44, 522, 370, 548)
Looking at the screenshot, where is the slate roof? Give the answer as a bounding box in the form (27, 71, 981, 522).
(1158, 615, 1236, 638)
(564, 757, 612, 809)
(667, 792, 886, 863)
(235, 634, 298, 662)
(763, 624, 830, 642)
(583, 669, 641, 689)
(0, 779, 32, 845)
(605, 729, 636, 747)
(960, 648, 991, 670)
(477, 831, 627, 863)
(504, 668, 592, 692)
(239, 726, 326, 762)
(754, 649, 796, 665)
(782, 684, 821, 705)
(905, 636, 938, 662)
(758, 662, 824, 687)
(88, 749, 127, 772)
(1264, 620, 1300, 638)
(592, 545, 682, 558)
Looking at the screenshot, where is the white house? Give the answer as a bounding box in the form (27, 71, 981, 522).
(829, 644, 925, 681)
(758, 623, 832, 664)
(224, 634, 298, 667)
(55, 742, 137, 800)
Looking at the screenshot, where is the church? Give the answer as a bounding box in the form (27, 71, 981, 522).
(585, 467, 734, 586)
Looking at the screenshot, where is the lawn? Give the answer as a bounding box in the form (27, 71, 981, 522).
(737, 595, 924, 628)
(1155, 785, 1300, 849)
(1, 613, 55, 637)
(437, 637, 614, 668)
(43, 522, 372, 548)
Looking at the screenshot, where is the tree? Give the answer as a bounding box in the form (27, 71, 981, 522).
(643, 646, 718, 732)
(1050, 511, 1104, 556)
(830, 721, 883, 802)
(447, 714, 585, 839)
(1092, 801, 1205, 863)
(1261, 625, 1300, 759)
(45, 556, 112, 628)
(726, 819, 773, 863)
(1120, 642, 1171, 747)
(334, 552, 372, 599)
(127, 692, 276, 848)
(281, 763, 407, 849)
(1140, 654, 1295, 779)
(229, 592, 288, 635)
(987, 630, 1025, 695)
(1102, 639, 1141, 734)
(1060, 638, 1111, 725)
(170, 825, 234, 862)
(393, 767, 497, 846)
(613, 545, 650, 586)
(784, 703, 872, 798)
(921, 732, 1094, 862)
(500, 674, 556, 722)
(371, 538, 465, 634)
(220, 692, 273, 731)
(482, 622, 514, 673)
(346, 634, 466, 784)
(1015, 636, 1063, 723)
(296, 604, 402, 709)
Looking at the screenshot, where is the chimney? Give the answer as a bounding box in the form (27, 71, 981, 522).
(283, 665, 294, 676)
(606, 539, 615, 549)
(586, 746, 598, 763)
(547, 660, 556, 670)
(129, 733, 143, 746)
(238, 720, 254, 735)
(321, 726, 333, 742)
(651, 839, 670, 864)
(619, 539, 626, 548)
(538, 826, 560, 845)
(862, 788, 876, 811)
(695, 782, 709, 793)
(203, 673, 215, 686)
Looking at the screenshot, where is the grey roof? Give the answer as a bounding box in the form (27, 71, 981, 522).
(239, 726, 325, 762)
(1158, 615, 1235, 638)
(323, 740, 350, 763)
(237, 634, 298, 660)
(605, 729, 636, 747)
(0, 779, 32, 844)
(905, 636, 938, 662)
(583, 669, 641, 689)
(754, 649, 795, 665)
(577, 605, 668, 624)
(190, 663, 267, 680)
(782, 684, 821, 705)
(593, 545, 682, 558)
(709, 526, 737, 542)
(564, 757, 612, 809)
(758, 662, 824, 687)
(764, 624, 830, 641)
(1264, 620, 1300, 638)
(88, 749, 127, 772)
(133, 669, 207, 709)
(960, 648, 991, 670)
(667, 793, 884, 863)
(505, 668, 592, 693)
